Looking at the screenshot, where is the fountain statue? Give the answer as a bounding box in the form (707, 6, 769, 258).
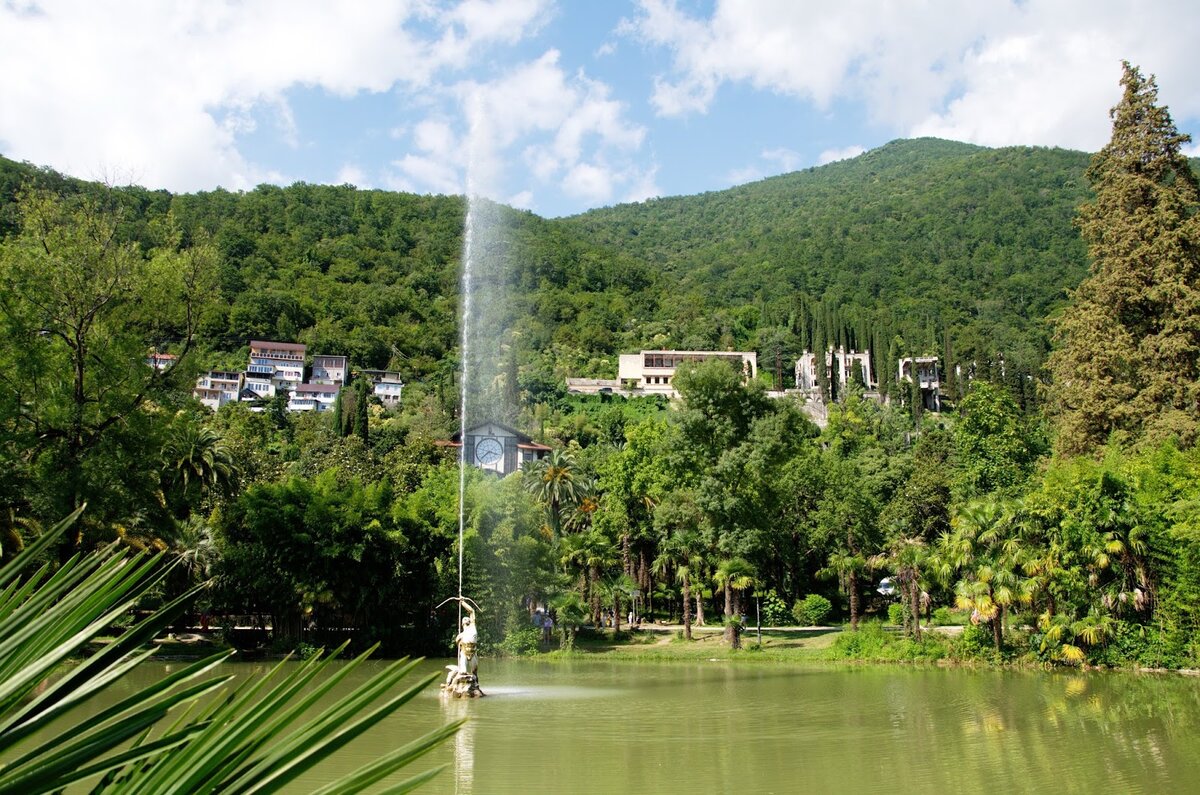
(440, 597, 485, 698)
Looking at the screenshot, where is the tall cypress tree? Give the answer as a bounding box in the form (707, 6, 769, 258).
(1046, 62, 1200, 455)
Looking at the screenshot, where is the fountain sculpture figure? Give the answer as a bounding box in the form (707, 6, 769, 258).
(440, 597, 484, 698)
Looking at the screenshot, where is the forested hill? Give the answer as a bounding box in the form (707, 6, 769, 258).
(0, 139, 1102, 386)
(556, 138, 1096, 370)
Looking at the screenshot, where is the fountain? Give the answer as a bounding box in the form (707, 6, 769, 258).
(443, 95, 509, 699)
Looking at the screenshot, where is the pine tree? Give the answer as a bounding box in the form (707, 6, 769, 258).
(1046, 62, 1200, 455)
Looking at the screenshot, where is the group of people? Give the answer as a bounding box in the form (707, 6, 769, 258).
(532, 609, 555, 643)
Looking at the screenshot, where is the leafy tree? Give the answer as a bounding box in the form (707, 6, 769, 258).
(953, 382, 1035, 497)
(0, 189, 217, 548)
(1046, 62, 1200, 455)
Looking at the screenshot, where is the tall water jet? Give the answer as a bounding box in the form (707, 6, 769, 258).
(445, 92, 512, 697)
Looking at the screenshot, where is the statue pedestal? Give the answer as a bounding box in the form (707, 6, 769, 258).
(441, 667, 485, 698)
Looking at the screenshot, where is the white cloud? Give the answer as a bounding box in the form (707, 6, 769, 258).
(335, 164, 369, 187)
(727, 165, 763, 185)
(623, 0, 1200, 151)
(763, 147, 803, 172)
(0, 0, 550, 192)
(817, 145, 865, 166)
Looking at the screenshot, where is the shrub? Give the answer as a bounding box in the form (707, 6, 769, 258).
(497, 626, 541, 656)
(951, 622, 996, 660)
(932, 607, 954, 626)
(792, 594, 833, 626)
(759, 589, 792, 626)
(887, 603, 907, 626)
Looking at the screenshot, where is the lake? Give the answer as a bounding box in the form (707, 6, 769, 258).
(108, 658, 1200, 793)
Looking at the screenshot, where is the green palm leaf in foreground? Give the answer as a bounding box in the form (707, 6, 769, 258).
(0, 508, 461, 794)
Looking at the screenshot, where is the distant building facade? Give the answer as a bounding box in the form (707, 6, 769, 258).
(795, 348, 876, 394)
(194, 370, 243, 411)
(310, 355, 348, 386)
(443, 422, 552, 476)
(899, 356, 941, 411)
(359, 369, 405, 407)
(248, 340, 306, 392)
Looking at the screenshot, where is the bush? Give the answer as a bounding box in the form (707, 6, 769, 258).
(792, 594, 833, 626)
(951, 622, 996, 660)
(887, 603, 907, 626)
(932, 607, 954, 626)
(759, 589, 792, 626)
(497, 626, 541, 656)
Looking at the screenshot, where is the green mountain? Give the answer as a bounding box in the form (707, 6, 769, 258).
(0, 138, 1100, 389)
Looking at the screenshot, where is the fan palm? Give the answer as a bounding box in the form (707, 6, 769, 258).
(0, 508, 458, 794)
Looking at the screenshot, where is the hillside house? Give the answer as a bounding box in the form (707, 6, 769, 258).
(194, 371, 244, 410)
(615, 350, 757, 397)
(288, 382, 340, 412)
(359, 369, 404, 407)
(311, 355, 348, 385)
(795, 348, 876, 395)
(248, 340, 306, 392)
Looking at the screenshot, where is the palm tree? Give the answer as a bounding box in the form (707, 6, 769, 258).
(819, 550, 869, 631)
(652, 528, 702, 640)
(0, 509, 458, 793)
(523, 448, 584, 536)
(871, 535, 929, 640)
(160, 414, 238, 518)
(713, 557, 755, 648)
(560, 528, 618, 628)
(935, 497, 1032, 653)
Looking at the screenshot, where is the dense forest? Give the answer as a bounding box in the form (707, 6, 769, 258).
(1, 63, 1198, 668)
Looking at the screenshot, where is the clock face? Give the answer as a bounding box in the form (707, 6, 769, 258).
(474, 437, 503, 466)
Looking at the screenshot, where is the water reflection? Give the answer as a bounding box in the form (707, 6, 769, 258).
(44, 659, 1200, 794)
(440, 697, 474, 795)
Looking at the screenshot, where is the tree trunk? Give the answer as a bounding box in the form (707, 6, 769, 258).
(909, 580, 922, 642)
(613, 592, 622, 634)
(682, 572, 693, 641)
(695, 591, 705, 626)
(724, 582, 739, 647)
(848, 569, 860, 631)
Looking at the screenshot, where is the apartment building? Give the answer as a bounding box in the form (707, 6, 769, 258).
(247, 340, 306, 392)
(193, 370, 244, 411)
(288, 382, 341, 412)
(311, 355, 349, 385)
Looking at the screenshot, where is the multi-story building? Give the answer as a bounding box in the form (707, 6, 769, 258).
(899, 356, 941, 411)
(287, 382, 341, 412)
(247, 340, 306, 392)
(616, 350, 757, 397)
(311, 355, 348, 386)
(359, 369, 404, 407)
(795, 348, 875, 394)
(193, 370, 244, 411)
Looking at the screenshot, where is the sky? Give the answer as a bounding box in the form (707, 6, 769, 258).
(2, 0, 1199, 218)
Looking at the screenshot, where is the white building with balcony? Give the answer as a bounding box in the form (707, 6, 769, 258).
(194, 371, 244, 411)
(311, 355, 348, 385)
(359, 369, 404, 407)
(616, 350, 757, 397)
(248, 340, 306, 392)
(287, 382, 340, 412)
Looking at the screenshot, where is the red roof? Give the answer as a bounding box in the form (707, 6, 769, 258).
(249, 340, 306, 352)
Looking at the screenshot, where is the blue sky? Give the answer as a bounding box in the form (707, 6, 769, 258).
(2, 0, 1198, 218)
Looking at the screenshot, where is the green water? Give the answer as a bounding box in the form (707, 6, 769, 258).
(101, 659, 1200, 793)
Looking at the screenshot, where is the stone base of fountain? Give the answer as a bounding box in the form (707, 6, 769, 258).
(441, 668, 485, 698)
